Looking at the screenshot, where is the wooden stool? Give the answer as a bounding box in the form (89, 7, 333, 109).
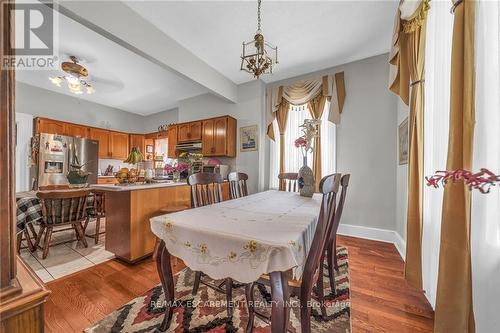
(153, 204, 190, 266)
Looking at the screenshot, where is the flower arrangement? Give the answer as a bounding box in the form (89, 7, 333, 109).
(426, 168, 500, 194)
(164, 162, 190, 174)
(294, 119, 321, 158)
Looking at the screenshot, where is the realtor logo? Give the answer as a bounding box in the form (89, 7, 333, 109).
(2, 1, 58, 70)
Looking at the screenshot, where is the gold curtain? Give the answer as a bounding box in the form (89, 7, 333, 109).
(434, 0, 476, 331)
(276, 101, 290, 174)
(308, 95, 327, 191)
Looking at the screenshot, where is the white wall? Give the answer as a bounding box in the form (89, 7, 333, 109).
(177, 80, 266, 194)
(396, 99, 409, 243)
(269, 54, 398, 232)
(15, 112, 33, 191)
(141, 108, 179, 133)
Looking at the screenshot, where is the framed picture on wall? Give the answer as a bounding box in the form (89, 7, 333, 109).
(240, 125, 258, 152)
(398, 117, 409, 165)
(146, 145, 154, 154)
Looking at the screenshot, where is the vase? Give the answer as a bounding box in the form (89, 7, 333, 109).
(298, 156, 315, 197)
(173, 171, 181, 182)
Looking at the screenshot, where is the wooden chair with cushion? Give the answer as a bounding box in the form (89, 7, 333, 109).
(187, 172, 234, 315)
(318, 173, 350, 308)
(84, 189, 106, 244)
(16, 223, 36, 253)
(228, 172, 249, 199)
(34, 189, 91, 259)
(245, 173, 341, 333)
(278, 172, 299, 192)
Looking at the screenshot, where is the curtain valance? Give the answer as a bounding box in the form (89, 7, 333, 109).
(266, 72, 345, 140)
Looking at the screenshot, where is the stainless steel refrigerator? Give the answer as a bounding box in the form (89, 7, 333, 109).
(31, 133, 99, 189)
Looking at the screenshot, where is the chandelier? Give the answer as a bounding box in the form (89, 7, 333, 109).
(49, 56, 95, 95)
(240, 0, 278, 79)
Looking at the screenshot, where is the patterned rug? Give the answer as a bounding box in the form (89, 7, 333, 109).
(85, 247, 351, 333)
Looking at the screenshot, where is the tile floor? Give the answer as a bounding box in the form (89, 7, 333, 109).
(19, 218, 115, 282)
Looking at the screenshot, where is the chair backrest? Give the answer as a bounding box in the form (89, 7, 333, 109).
(228, 172, 248, 199)
(278, 172, 298, 192)
(38, 184, 71, 191)
(187, 172, 224, 208)
(325, 174, 350, 250)
(37, 189, 91, 225)
(300, 173, 341, 295)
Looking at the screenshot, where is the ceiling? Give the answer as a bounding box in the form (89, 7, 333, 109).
(125, 1, 398, 84)
(16, 7, 208, 116)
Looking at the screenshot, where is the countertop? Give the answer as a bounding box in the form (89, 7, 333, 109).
(90, 181, 188, 192)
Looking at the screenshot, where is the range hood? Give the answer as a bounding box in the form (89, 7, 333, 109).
(175, 142, 202, 151)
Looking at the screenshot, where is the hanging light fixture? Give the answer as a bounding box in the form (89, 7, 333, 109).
(240, 0, 278, 79)
(49, 56, 95, 95)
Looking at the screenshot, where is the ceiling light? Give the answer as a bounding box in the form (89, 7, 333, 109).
(49, 56, 95, 95)
(240, 0, 278, 79)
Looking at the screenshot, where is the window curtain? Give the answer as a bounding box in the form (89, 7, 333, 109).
(422, 0, 453, 308)
(308, 95, 328, 190)
(388, 0, 430, 290)
(434, 0, 476, 332)
(471, 1, 500, 330)
(269, 104, 336, 189)
(276, 101, 290, 174)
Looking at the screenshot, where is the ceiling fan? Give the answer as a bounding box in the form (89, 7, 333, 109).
(49, 55, 95, 95)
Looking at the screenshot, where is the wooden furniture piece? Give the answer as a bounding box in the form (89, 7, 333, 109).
(38, 185, 70, 191)
(16, 222, 37, 253)
(35, 189, 91, 259)
(151, 190, 324, 333)
(1, 7, 50, 331)
(177, 121, 202, 143)
(109, 131, 130, 160)
(84, 190, 106, 244)
(228, 172, 249, 199)
(202, 116, 236, 157)
(167, 125, 178, 158)
(35, 117, 89, 138)
(129, 134, 146, 157)
(89, 128, 111, 159)
(278, 172, 299, 192)
(245, 174, 341, 333)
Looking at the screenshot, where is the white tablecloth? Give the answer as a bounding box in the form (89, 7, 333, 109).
(150, 190, 321, 283)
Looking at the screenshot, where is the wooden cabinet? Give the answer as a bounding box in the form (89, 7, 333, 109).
(177, 121, 202, 143)
(35, 118, 65, 135)
(129, 134, 145, 157)
(65, 123, 88, 138)
(202, 116, 236, 157)
(97, 177, 118, 185)
(89, 128, 111, 158)
(167, 126, 178, 158)
(110, 131, 130, 160)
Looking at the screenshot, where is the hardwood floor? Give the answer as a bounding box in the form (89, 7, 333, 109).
(43, 235, 434, 332)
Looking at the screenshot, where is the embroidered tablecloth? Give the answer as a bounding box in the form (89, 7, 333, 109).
(150, 190, 322, 284)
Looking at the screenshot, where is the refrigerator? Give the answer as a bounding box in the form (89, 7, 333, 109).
(31, 133, 99, 189)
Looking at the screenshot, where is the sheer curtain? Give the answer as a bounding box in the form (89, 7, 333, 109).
(269, 103, 336, 189)
(471, 1, 500, 331)
(422, 0, 453, 308)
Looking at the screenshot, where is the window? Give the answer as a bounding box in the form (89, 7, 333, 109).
(269, 102, 336, 189)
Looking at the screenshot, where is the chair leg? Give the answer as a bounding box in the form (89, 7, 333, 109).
(333, 238, 339, 271)
(34, 225, 45, 250)
(316, 255, 328, 319)
(42, 226, 53, 259)
(192, 271, 202, 295)
(300, 286, 313, 333)
(74, 222, 88, 248)
(326, 246, 336, 293)
(25, 228, 35, 252)
(245, 283, 256, 333)
(28, 223, 38, 242)
(16, 232, 22, 254)
(94, 216, 101, 244)
(226, 278, 233, 317)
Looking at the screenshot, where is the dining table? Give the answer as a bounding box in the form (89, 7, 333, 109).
(150, 189, 323, 332)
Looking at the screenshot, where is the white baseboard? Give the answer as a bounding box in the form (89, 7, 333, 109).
(338, 224, 406, 261)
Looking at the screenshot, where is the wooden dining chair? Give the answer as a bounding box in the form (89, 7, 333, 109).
(35, 189, 91, 259)
(84, 189, 106, 244)
(228, 172, 249, 199)
(16, 223, 36, 253)
(186, 172, 234, 314)
(319, 173, 350, 305)
(278, 172, 299, 192)
(38, 184, 71, 191)
(245, 173, 341, 333)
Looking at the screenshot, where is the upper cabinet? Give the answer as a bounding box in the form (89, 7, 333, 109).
(65, 123, 88, 138)
(109, 131, 130, 160)
(202, 116, 236, 157)
(129, 134, 146, 157)
(167, 126, 178, 158)
(89, 128, 111, 159)
(178, 121, 202, 143)
(35, 118, 65, 135)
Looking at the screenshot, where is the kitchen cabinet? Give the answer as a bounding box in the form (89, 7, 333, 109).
(35, 118, 65, 135)
(129, 134, 145, 157)
(202, 116, 236, 157)
(177, 121, 202, 143)
(65, 123, 88, 138)
(97, 177, 118, 185)
(89, 128, 111, 158)
(167, 125, 177, 158)
(110, 131, 130, 160)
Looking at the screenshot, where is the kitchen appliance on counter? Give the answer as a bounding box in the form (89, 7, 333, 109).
(202, 164, 230, 179)
(30, 133, 99, 189)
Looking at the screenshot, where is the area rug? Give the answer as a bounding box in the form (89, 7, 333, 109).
(85, 247, 351, 333)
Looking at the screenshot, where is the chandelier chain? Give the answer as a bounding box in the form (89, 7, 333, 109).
(257, 0, 261, 31)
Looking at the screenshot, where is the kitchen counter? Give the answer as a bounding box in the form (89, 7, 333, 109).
(99, 180, 230, 263)
(91, 181, 187, 192)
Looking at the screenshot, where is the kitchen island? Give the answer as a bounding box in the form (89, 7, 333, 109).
(91, 181, 230, 263)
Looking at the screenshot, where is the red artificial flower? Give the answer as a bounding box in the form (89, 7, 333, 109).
(425, 168, 500, 193)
